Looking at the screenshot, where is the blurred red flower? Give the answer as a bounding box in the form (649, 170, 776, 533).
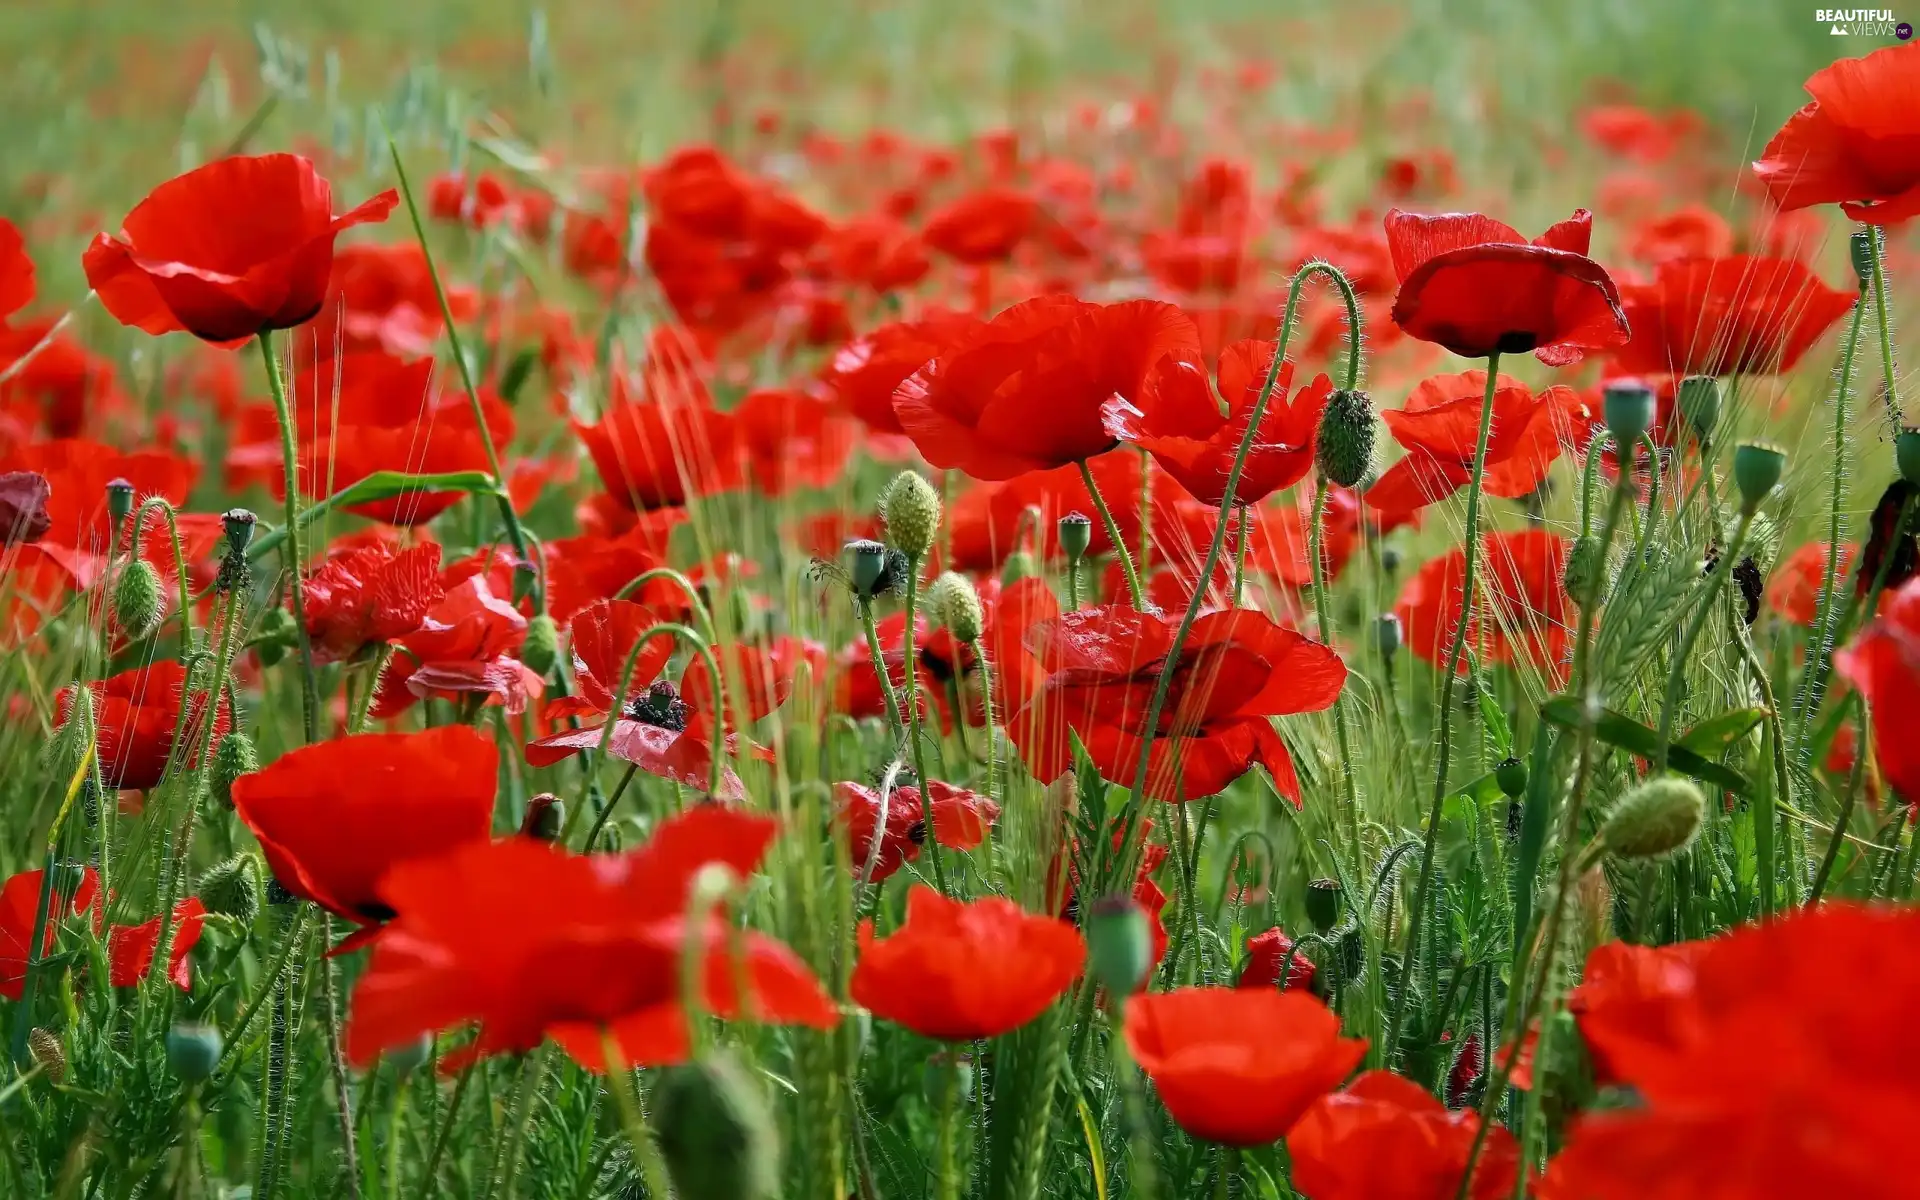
(1753, 43, 1920, 225)
(107, 898, 206, 990)
(1611, 256, 1855, 378)
(1288, 1069, 1520, 1200)
(84, 154, 397, 344)
(835, 779, 1000, 882)
(1627, 205, 1734, 266)
(1395, 529, 1573, 680)
(1368, 372, 1591, 515)
(576, 399, 741, 512)
(1237, 925, 1317, 993)
(920, 187, 1036, 264)
(822, 310, 983, 436)
(0, 866, 99, 1000)
(733, 387, 860, 496)
(0, 217, 33, 320)
(1766, 541, 1855, 628)
(1836, 577, 1920, 803)
(59, 661, 230, 792)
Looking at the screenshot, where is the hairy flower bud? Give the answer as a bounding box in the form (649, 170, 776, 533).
(655, 1049, 780, 1200)
(930, 571, 984, 643)
(212, 730, 259, 809)
(198, 853, 262, 925)
(27, 1028, 65, 1084)
(166, 1023, 223, 1082)
(1601, 777, 1705, 860)
(1085, 894, 1153, 994)
(1733, 442, 1786, 513)
(1562, 534, 1609, 608)
(521, 793, 565, 842)
(882, 470, 942, 561)
(520, 614, 560, 676)
(1316, 388, 1376, 488)
(113, 559, 164, 639)
(1000, 548, 1039, 587)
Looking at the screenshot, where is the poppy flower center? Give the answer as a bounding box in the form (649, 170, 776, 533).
(624, 680, 690, 731)
(1495, 331, 1539, 354)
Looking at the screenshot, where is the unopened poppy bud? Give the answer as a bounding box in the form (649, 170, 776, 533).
(264, 877, 298, 906)
(1563, 534, 1609, 607)
(384, 1035, 433, 1074)
(847, 539, 890, 597)
(1058, 511, 1093, 563)
(1374, 613, 1402, 661)
(1085, 894, 1153, 994)
(113, 559, 164, 639)
(654, 1049, 780, 1200)
(881, 470, 942, 561)
(254, 605, 297, 667)
(27, 1028, 65, 1084)
(166, 1023, 222, 1082)
(1304, 878, 1343, 934)
(198, 853, 262, 924)
(520, 614, 559, 676)
(106, 478, 134, 530)
(1380, 546, 1402, 575)
(521, 793, 565, 841)
(511, 558, 539, 605)
(212, 730, 259, 809)
(922, 1054, 976, 1103)
(1317, 388, 1377, 488)
(1850, 228, 1880, 289)
(220, 507, 257, 557)
(1601, 380, 1656, 450)
(1898, 429, 1920, 488)
(1495, 756, 1529, 799)
(1676, 375, 1720, 444)
(1000, 548, 1039, 586)
(931, 571, 984, 643)
(1601, 777, 1705, 860)
(1733, 441, 1786, 513)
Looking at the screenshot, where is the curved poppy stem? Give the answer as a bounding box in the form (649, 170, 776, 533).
(1631, 432, 1663, 565)
(574, 621, 723, 848)
(1306, 477, 1366, 875)
(616, 566, 718, 644)
(1304, 253, 1365, 392)
(1230, 505, 1249, 606)
(1385, 351, 1503, 1069)
(581, 763, 641, 853)
(258, 331, 322, 744)
(1077, 460, 1145, 611)
(126, 495, 195, 655)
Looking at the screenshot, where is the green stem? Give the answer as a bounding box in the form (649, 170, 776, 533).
(1870, 227, 1904, 427)
(601, 1033, 672, 1199)
(1077, 460, 1145, 611)
(582, 762, 643, 853)
(969, 638, 1000, 809)
(1307, 477, 1367, 879)
(259, 332, 322, 743)
(317, 914, 365, 1199)
(1230, 505, 1249, 606)
(1809, 698, 1868, 904)
(1655, 510, 1756, 768)
(899, 559, 950, 894)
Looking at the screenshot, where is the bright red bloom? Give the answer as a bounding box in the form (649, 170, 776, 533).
(823, 310, 983, 436)
(1237, 926, 1317, 993)
(1767, 541, 1855, 628)
(541, 526, 679, 625)
(0, 216, 33, 321)
(296, 242, 475, 359)
(836, 779, 1001, 882)
(1565, 939, 1699, 1087)
(946, 449, 1185, 571)
(852, 887, 1085, 1040)
(1105, 341, 1332, 508)
(1125, 986, 1366, 1147)
(1611, 256, 1855, 378)
(1395, 530, 1573, 680)
(0, 866, 99, 1000)
(373, 573, 542, 719)
(303, 541, 445, 662)
(1384, 209, 1629, 366)
(1753, 43, 1920, 225)
(59, 662, 230, 792)
(1628, 205, 1733, 266)
(919, 187, 1036, 264)
(233, 727, 498, 934)
(84, 154, 397, 344)
(1368, 372, 1592, 514)
(1010, 605, 1345, 804)
(345, 805, 838, 1072)
(733, 387, 859, 496)
(576, 399, 741, 512)
(1288, 1070, 1520, 1200)
(107, 899, 206, 990)
(1, 439, 197, 578)
(1836, 577, 1920, 802)
(894, 297, 1203, 480)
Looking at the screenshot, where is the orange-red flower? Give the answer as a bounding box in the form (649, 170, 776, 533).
(1105, 341, 1332, 508)
(232, 727, 498, 936)
(822, 310, 983, 437)
(373, 572, 542, 719)
(302, 541, 445, 662)
(1125, 986, 1366, 1146)
(1368, 372, 1591, 515)
(59, 662, 230, 792)
(1836, 577, 1920, 803)
(1395, 530, 1573, 680)
(0, 866, 99, 1000)
(1237, 926, 1317, 992)
(1611, 256, 1855, 378)
(107, 899, 206, 990)
(852, 889, 1083, 1040)
(576, 398, 741, 512)
(1753, 43, 1920, 225)
(84, 154, 397, 344)
(835, 779, 1001, 882)
(0, 217, 33, 321)
(733, 387, 859, 496)
(919, 187, 1036, 264)
(1288, 1070, 1520, 1200)
(1384, 209, 1629, 366)
(1766, 541, 1854, 628)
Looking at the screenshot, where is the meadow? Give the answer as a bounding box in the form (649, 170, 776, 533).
(0, 1, 1915, 1197)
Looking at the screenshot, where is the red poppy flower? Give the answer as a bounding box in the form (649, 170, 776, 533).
(836, 779, 1001, 882)
(1628, 205, 1734, 266)
(1836, 578, 1920, 802)
(1288, 1069, 1520, 1200)
(1125, 986, 1366, 1146)
(1, 439, 197, 578)
(733, 387, 860, 496)
(919, 187, 1036, 264)
(1565, 939, 1699, 1087)
(83, 154, 398, 344)
(59, 662, 230, 792)
(373, 573, 542, 719)
(1767, 541, 1855, 628)
(815, 215, 931, 293)
(1384, 208, 1629, 366)
(303, 541, 445, 662)
(107, 899, 206, 990)
(1105, 341, 1332, 508)
(1010, 605, 1345, 804)
(946, 449, 1186, 572)
(1753, 43, 1920, 225)
(576, 399, 741, 512)
(0, 866, 99, 1000)
(1610, 256, 1855, 378)
(542, 523, 684, 625)
(851, 887, 1085, 1040)
(1395, 530, 1573, 680)
(894, 297, 1203, 481)
(1244, 486, 1367, 588)
(822, 310, 983, 436)
(297, 242, 475, 360)
(0, 318, 124, 441)
(1368, 372, 1591, 515)
(0, 216, 33, 321)
(233, 727, 497, 937)
(345, 804, 838, 1072)
(1237, 926, 1317, 992)
(0, 471, 51, 545)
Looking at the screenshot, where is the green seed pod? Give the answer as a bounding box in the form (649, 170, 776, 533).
(1732, 442, 1787, 513)
(521, 793, 565, 842)
(1601, 777, 1705, 860)
(105, 478, 135, 530)
(1675, 375, 1721, 445)
(1495, 756, 1529, 800)
(254, 605, 298, 667)
(198, 853, 262, 924)
(881, 470, 942, 561)
(212, 730, 259, 809)
(1601, 380, 1656, 450)
(217, 508, 257, 593)
(1850, 228, 1879, 289)
(520, 613, 560, 676)
(27, 1028, 65, 1084)
(1562, 534, 1609, 608)
(113, 559, 165, 639)
(931, 571, 984, 643)
(1898, 429, 1920, 488)
(847, 539, 891, 597)
(1057, 512, 1093, 563)
(166, 1023, 223, 1082)
(1374, 613, 1402, 661)
(1085, 894, 1153, 994)
(385, 1035, 433, 1074)
(654, 1049, 780, 1200)
(1000, 548, 1039, 587)
(1303, 878, 1343, 935)
(1317, 388, 1377, 488)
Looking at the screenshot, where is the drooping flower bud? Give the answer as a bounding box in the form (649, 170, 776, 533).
(511, 558, 539, 606)
(105, 478, 135, 531)
(1374, 613, 1402, 663)
(1601, 380, 1656, 450)
(930, 571, 984, 643)
(520, 614, 560, 676)
(1304, 878, 1343, 935)
(166, 1023, 223, 1082)
(521, 793, 565, 842)
(1676, 375, 1720, 445)
(1562, 534, 1609, 608)
(1057, 511, 1093, 564)
(1600, 778, 1705, 860)
(654, 1049, 780, 1200)
(113, 559, 165, 639)
(1000, 548, 1039, 587)
(1085, 894, 1153, 995)
(1495, 756, 1529, 800)
(1732, 441, 1786, 513)
(212, 730, 259, 809)
(881, 470, 941, 561)
(198, 853, 262, 924)
(1316, 388, 1376, 488)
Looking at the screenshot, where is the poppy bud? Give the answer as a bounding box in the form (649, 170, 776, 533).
(882, 470, 942, 561)
(166, 1023, 222, 1082)
(847, 538, 891, 598)
(1380, 546, 1402, 576)
(521, 793, 565, 842)
(1303, 878, 1342, 934)
(27, 1028, 65, 1084)
(511, 558, 539, 606)
(212, 730, 259, 808)
(217, 508, 256, 593)
(1600, 777, 1705, 860)
(1374, 613, 1402, 662)
(384, 1035, 433, 1074)
(1316, 388, 1376, 488)
(264, 877, 298, 906)
(1000, 548, 1039, 586)
(1495, 756, 1528, 799)
(220, 507, 257, 557)
(1676, 375, 1721, 445)
(253, 605, 298, 667)
(1601, 380, 1656, 450)
(1733, 441, 1787, 513)
(1085, 894, 1153, 994)
(111, 558, 164, 640)
(0, 471, 52, 546)
(931, 571, 984, 643)
(922, 1054, 976, 1103)
(1057, 511, 1093, 563)
(1850, 228, 1880, 289)
(106, 478, 134, 530)
(198, 853, 262, 924)
(1562, 534, 1609, 608)
(654, 1049, 780, 1200)
(520, 614, 560, 676)
(1898, 430, 1920, 488)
